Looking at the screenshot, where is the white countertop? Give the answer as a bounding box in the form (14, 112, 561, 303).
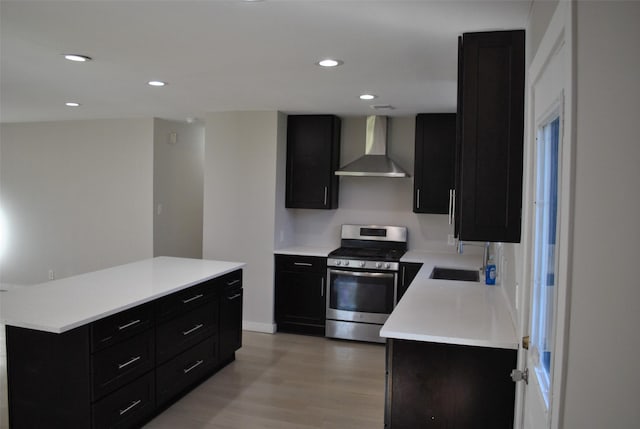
(274, 246, 335, 257)
(383, 251, 518, 350)
(0, 257, 245, 334)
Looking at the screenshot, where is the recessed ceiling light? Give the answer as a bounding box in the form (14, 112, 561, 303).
(65, 102, 81, 107)
(359, 94, 377, 100)
(63, 54, 92, 62)
(148, 80, 167, 87)
(317, 59, 343, 68)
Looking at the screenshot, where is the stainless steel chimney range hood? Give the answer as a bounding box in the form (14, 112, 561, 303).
(335, 116, 410, 178)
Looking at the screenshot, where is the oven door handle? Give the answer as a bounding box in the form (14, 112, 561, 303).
(328, 269, 395, 279)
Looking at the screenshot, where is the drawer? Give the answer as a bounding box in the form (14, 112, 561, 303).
(156, 337, 217, 407)
(91, 302, 154, 352)
(92, 371, 155, 429)
(156, 301, 217, 364)
(276, 255, 327, 273)
(218, 269, 242, 291)
(92, 330, 155, 400)
(156, 280, 218, 323)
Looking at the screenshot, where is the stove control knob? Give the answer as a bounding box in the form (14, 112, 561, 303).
(376, 262, 382, 269)
(336, 260, 341, 266)
(359, 261, 366, 268)
(344, 260, 350, 266)
(385, 263, 391, 269)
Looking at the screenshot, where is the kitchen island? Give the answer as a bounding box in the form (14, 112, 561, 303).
(382, 251, 518, 428)
(0, 256, 245, 428)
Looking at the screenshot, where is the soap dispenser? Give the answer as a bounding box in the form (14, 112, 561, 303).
(485, 254, 496, 285)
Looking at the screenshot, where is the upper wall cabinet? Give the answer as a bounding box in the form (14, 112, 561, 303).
(413, 113, 456, 214)
(456, 30, 525, 243)
(286, 115, 341, 209)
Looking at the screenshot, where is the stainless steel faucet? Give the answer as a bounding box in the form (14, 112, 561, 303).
(457, 240, 490, 271)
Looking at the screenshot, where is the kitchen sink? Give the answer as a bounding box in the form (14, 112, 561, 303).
(430, 267, 480, 282)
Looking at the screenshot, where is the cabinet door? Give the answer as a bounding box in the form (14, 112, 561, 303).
(220, 283, 243, 362)
(286, 115, 341, 209)
(387, 340, 450, 429)
(386, 339, 517, 429)
(275, 255, 327, 336)
(397, 263, 423, 302)
(413, 114, 456, 214)
(457, 30, 525, 242)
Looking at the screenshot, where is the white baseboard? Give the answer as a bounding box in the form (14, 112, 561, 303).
(242, 320, 276, 334)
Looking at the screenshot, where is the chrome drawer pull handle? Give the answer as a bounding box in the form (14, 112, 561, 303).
(228, 293, 242, 300)
(118, 355, 141, 370)
(182, 294, 204, 304)
(183, 359, 204, 374)
(182, 323, 204, 336)
(119, 399, 142, 416)
(293, 262, 313, 267)
(118, 319, 141, 331)
(227, 279, 240, 286)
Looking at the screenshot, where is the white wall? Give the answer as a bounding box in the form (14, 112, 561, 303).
(289, 116, 455, 252)
(153, 119, 204, 259)
(0, 119, 153, 285)
(560, 2, 640, 427)
(202, 111, 282, 333)
(502, 0, 561, 325)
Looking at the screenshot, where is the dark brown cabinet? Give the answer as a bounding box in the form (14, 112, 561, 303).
(5, 269, 243, 428)
(219, 270, 243, 364)
(413, 114, 456, 214)
(385, 339, 517, 429)
(397, 262, 423, 302)
(286, 115, 341, 209)
(456, 30, 525, 243)
(275, 254, 327, 336)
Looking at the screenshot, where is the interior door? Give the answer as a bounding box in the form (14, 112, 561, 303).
(515, 3, 574, 428)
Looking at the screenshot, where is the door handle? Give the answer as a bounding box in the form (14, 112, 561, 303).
(510, 368, 529, 384)
(119, 399, 142, 416)
(522, 335, 530, 350)
(448, 189, 453, 225)
(182, 294, 204, 304)
(118, 355, 141, 370)
(118, 319, 141, 331)
(182, 323, 204, 336)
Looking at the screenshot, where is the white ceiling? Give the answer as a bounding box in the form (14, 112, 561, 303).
(0, 0, 531, 123)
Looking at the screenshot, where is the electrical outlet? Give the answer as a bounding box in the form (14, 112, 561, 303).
(48, 269, 55, 280)
(447, 234, 456, 246)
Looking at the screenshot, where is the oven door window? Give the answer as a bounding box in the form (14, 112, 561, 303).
(329, 270, 395, 314)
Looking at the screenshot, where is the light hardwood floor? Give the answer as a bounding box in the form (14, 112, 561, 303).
(0, 330, 386, 429)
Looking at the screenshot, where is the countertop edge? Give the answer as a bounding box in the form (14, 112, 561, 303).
(1, 258, 245, 334)
(274, 246, 334, 257)
(380, 251, 518, 350)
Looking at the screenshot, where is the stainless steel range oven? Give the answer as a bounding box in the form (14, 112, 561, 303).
(326, 225, 407, 343)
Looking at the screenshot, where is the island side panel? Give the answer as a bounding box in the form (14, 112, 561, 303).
(6, 325, 92, 427)
(386, 339, 517, 429)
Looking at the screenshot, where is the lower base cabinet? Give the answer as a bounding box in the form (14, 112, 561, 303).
(5, 269, 242, 429)
(385, 339, 517, 429)
(275, 255, 327, 336)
